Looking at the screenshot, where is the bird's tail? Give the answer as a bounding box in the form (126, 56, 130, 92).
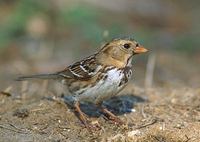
(16, 73, 59, 81)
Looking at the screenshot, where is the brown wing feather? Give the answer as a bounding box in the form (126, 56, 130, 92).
(57, 55, 102, 80)
(16, 55, 101, 81)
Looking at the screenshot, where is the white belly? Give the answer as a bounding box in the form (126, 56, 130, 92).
(76, 68, 126, 104)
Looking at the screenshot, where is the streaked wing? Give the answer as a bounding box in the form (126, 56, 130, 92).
(57, 55, 102, 80)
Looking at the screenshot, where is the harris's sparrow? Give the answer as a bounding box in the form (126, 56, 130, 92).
(17, 38, 148, 129)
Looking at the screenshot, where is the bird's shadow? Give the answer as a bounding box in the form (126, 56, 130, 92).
(63, 94, 146, 117)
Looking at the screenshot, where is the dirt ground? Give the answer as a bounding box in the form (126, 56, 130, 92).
(1, 52, 200, 142)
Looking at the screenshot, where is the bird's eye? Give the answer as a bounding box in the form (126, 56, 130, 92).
(136, 43, 139, 47)
(123, 43, 130, 49)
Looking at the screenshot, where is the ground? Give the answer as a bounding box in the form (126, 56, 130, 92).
(0, 52, 200, 142)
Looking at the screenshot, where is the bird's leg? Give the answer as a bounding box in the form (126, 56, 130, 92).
(101, 107, 124, 125)
(74, 101, 100, 130)
(74, 101, 89, 126)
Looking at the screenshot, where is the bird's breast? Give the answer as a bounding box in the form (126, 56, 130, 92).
(74, 66, 133, 104)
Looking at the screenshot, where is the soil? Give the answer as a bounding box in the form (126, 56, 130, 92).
(0, 52, 200, 142)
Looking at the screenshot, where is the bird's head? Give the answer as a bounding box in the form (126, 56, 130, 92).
(97, 38, 148, 67)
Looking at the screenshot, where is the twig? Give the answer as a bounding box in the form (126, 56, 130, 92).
(0, 124, 29, 134)
(135, 118, 157, 129)
(21, 81, 28, 99)
(141, 104, 147, 118)
(145, 53, 156, 89)
(41, 80, 48, 94)
(9, 123, 26, 131)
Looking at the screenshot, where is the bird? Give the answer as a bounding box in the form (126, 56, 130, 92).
(17, 38, 148, 129)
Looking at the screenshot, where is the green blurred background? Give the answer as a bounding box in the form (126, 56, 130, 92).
(0, 0, 200, 89)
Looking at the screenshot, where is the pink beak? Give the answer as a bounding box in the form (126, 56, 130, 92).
(133, 45, 148, 54)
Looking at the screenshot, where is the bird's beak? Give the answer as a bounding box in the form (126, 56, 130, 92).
(133, 45, 148, 54)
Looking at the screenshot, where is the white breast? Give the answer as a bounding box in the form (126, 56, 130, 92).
(76, 68, 126, 103)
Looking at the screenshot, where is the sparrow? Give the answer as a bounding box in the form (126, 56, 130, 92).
(17, 38, 148, 129)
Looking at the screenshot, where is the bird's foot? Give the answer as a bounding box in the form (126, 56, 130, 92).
(74, 102, 101, 131)
(101, 108, 124, 125)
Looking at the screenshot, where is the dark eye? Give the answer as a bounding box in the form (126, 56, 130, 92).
(123, 43, 130, 49)
(136, 43, 139, 47)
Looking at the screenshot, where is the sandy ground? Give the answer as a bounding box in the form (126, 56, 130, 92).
(0, 52, 200, 142)
(1, 84, 200, 142)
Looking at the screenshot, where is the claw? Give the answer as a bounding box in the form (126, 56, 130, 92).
(101, 108, 124, 125)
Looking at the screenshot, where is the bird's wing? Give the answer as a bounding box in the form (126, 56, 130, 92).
(57, 55, 102, 80)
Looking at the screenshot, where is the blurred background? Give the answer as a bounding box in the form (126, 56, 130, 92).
(0, 0, 200, 91)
